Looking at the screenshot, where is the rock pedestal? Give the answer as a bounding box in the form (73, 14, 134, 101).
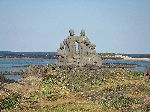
(56, 29, 102, 67)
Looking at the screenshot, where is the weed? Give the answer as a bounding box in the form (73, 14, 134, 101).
(0, 93, 20, 110)
(26, 92, 38, 102)
(128, 71, 144, 78)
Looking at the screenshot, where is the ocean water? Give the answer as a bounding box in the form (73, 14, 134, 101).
(0, 58, 150, 81)
(4, 74, 22, 81)
(0, 52, 150, 81)
(0, 58, 56, 80)
(127, 54, 150, 58)
(0, 58, 150, 72)
(103, 59, 150, 71)
(0, 58, 56, 72)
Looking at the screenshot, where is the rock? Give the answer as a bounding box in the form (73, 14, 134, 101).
(144, 66, 150, 78)
(56, 29, 102, 67)
(0, 74, 5, 84)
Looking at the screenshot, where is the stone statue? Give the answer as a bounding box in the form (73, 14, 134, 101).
(56, 29, 102, 67)
(69, 29, 75, 36)
(80, 29, 85, 36)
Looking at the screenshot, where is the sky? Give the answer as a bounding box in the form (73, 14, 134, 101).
(0, 0, 150, 53)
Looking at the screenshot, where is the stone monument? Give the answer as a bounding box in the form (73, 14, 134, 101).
(56, 29, 102, 67)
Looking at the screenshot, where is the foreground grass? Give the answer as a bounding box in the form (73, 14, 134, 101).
(0, 65, 149, 112)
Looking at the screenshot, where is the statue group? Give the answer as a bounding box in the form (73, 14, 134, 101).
(56, 29, 102, 67)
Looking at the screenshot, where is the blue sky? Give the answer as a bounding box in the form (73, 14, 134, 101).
(0, 0, 150, 53)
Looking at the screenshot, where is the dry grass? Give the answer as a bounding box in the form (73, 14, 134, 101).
(0, 65, 149, 112)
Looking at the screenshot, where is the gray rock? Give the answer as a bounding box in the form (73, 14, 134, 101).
(56, 29, 102, 67)
(144, 66, 150, 77)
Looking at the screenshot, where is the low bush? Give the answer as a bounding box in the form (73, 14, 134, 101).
(0, 93, 21, 110)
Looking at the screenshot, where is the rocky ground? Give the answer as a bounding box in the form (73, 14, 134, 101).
(0, 65, 150, 112)
(0, 53, 56, 59)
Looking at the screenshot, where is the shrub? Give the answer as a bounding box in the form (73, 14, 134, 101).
(128, 71, 144, 77)
(0, 93, 20, 110)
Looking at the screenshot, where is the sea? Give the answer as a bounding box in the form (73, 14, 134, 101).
(0, 52, 150, 80)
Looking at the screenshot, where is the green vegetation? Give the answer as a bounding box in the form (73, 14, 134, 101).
(0, 65, 149, 112)
(128, 70, 145, 77)
(0, 93, 20, 110)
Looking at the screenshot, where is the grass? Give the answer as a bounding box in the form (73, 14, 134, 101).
(38, 102, 103, 112)
(0, 65, 149, 112)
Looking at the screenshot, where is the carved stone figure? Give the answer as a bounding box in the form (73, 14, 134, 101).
(69, 29, 75, 36)
(80, 29, 85, 36)
(56, 29, 102, 67)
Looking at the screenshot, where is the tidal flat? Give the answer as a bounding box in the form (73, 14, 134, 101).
(0, 65, 149, 112)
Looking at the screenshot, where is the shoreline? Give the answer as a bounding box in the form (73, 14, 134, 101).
(114, 54, 150, 61)
(122, 57, 150, 61)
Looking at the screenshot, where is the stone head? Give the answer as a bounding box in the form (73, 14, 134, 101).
(69, 29, 75, 36)
(80, 29, 85, 36)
